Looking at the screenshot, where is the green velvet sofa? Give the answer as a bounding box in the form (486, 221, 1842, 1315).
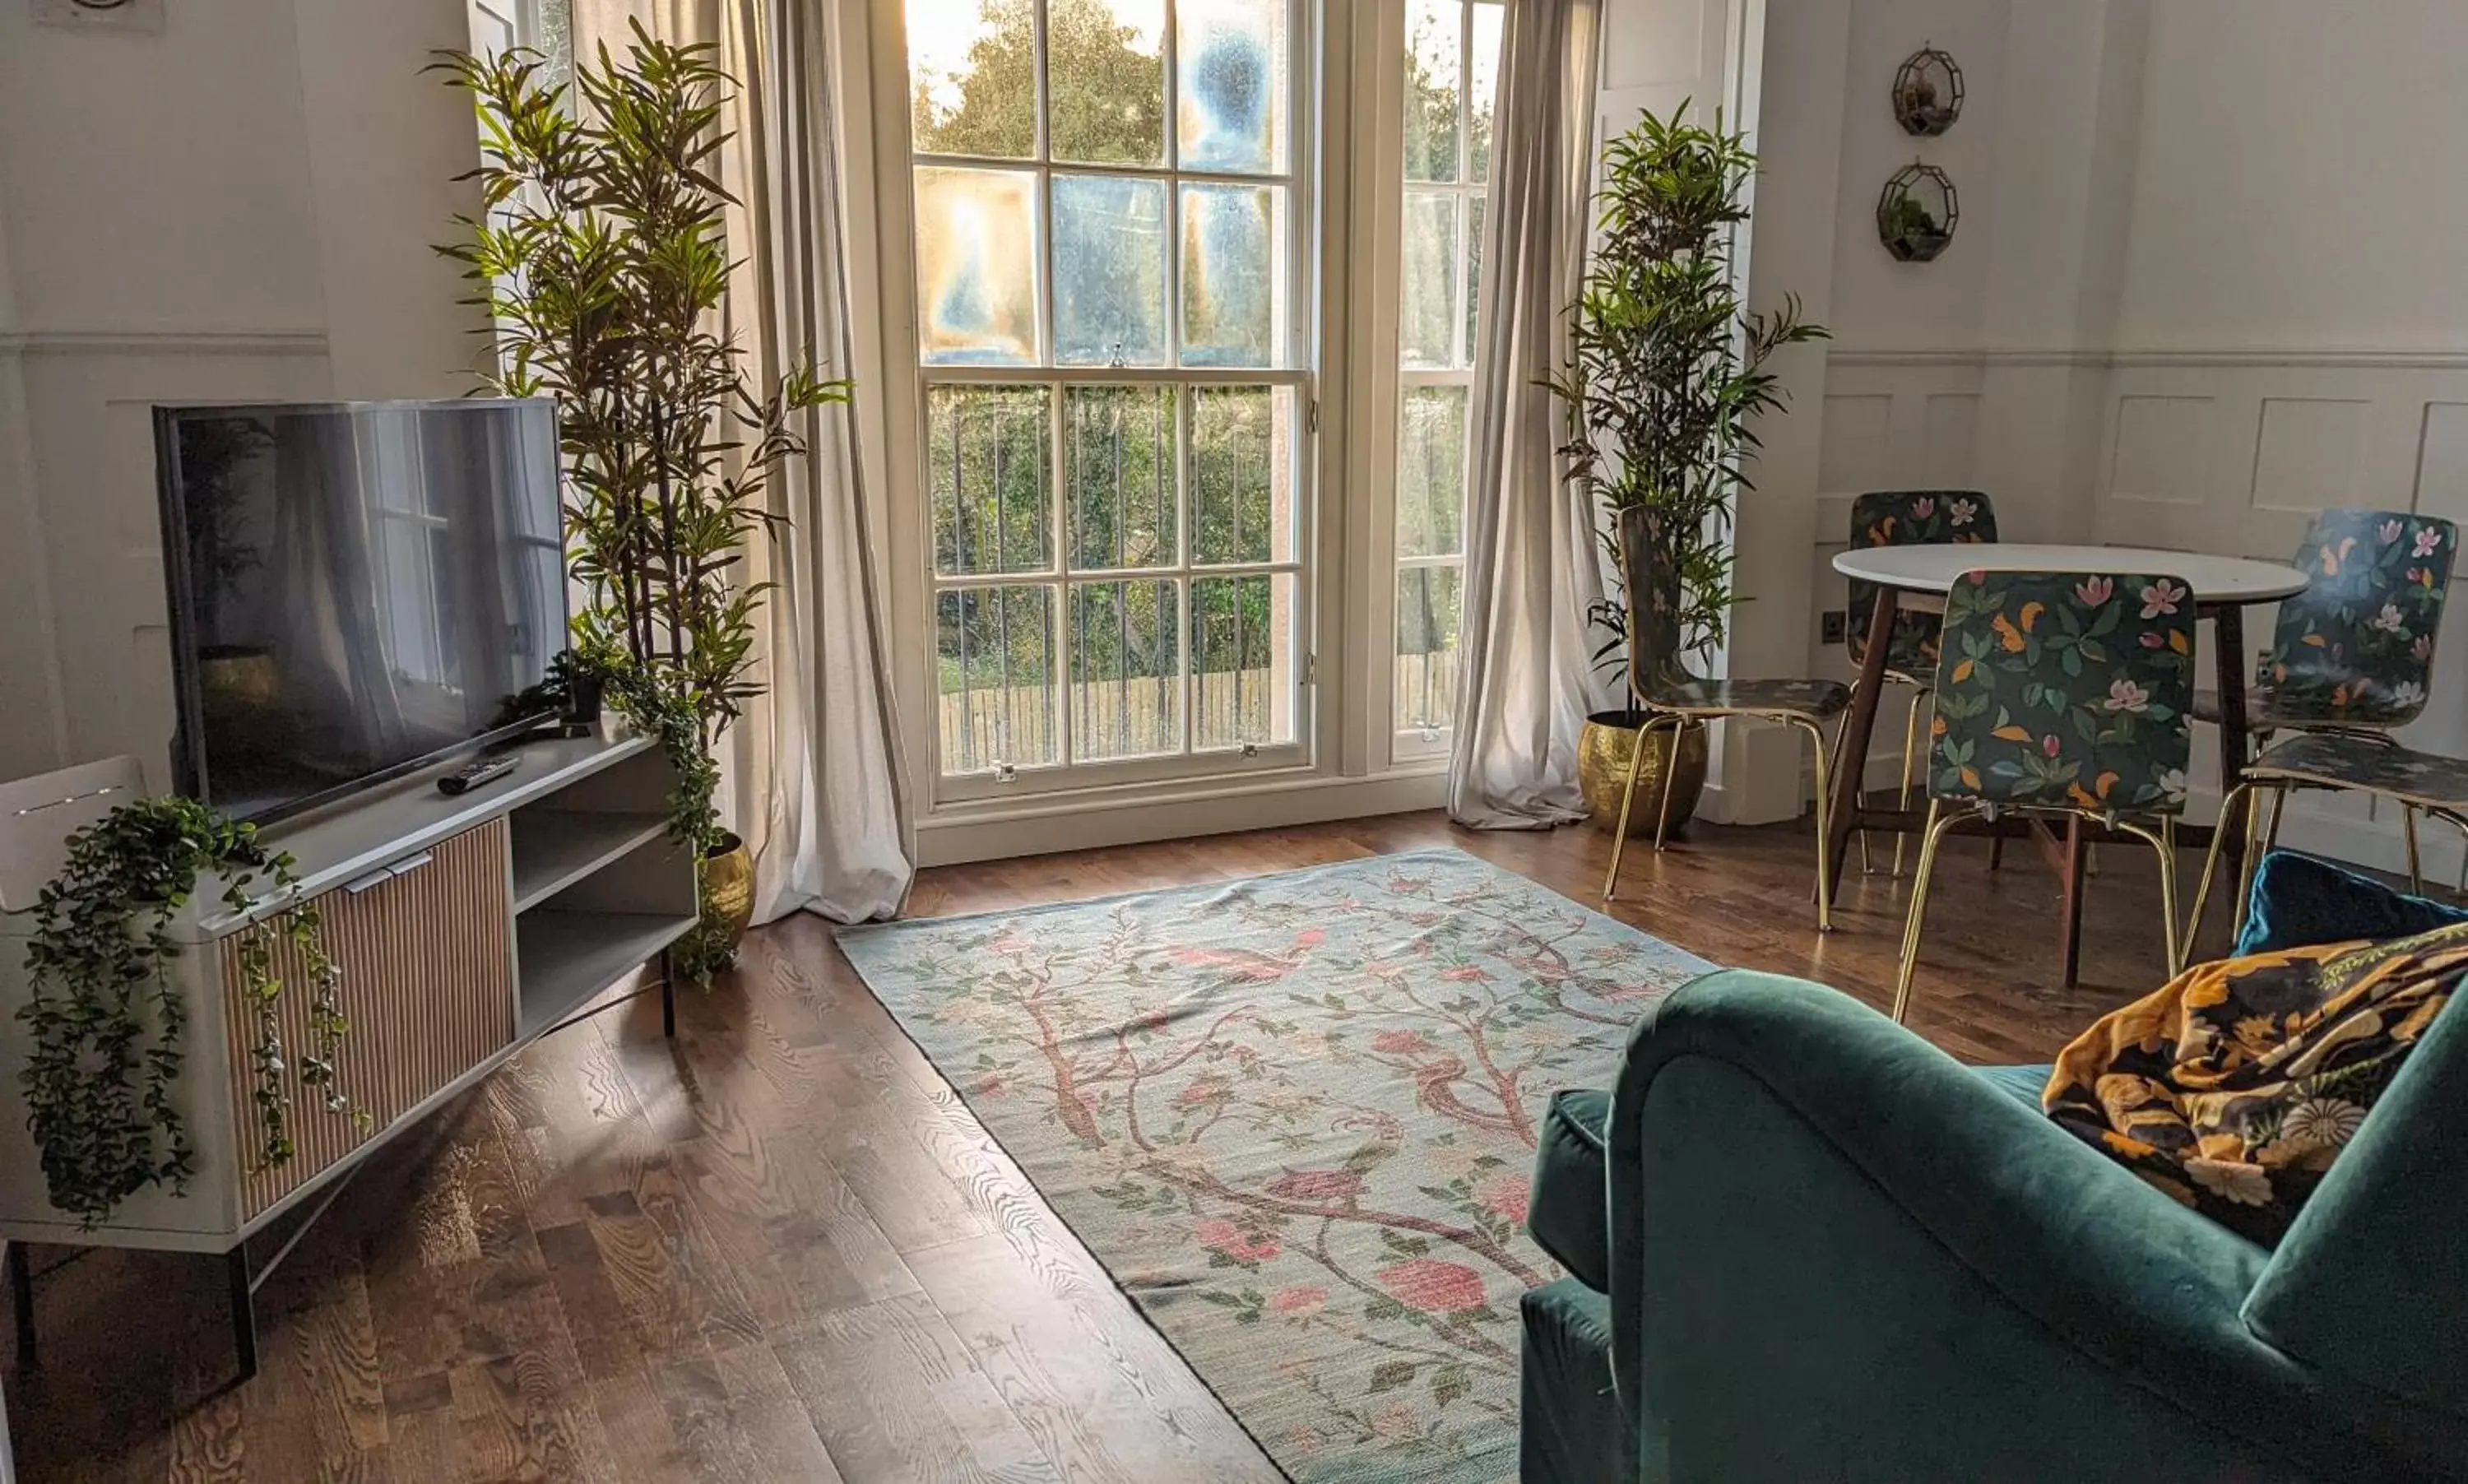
(1521, 851, 2468, 1482)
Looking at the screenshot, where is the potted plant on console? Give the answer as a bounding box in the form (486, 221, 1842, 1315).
(1550, 105, 1825, 836)
(435, 24, 848, 981)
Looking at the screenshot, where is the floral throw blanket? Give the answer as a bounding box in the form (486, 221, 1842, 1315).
(2044, 921, 2468, 1242)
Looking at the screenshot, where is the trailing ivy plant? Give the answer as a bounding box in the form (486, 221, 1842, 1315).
(18, 798, 364, 1226)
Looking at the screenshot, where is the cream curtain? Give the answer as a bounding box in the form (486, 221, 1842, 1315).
(1445, 0, 1606, 829)
(578, 0, 914, 921)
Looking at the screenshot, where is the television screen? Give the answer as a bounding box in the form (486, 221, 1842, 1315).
(155, 399, 568, 823)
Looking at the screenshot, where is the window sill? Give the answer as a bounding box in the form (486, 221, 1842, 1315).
(912, 763, 1450, 866)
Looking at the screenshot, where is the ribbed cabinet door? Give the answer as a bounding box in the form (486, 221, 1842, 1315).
(220, 818, 514, 1221)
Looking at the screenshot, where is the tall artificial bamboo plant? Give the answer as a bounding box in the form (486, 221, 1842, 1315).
(1549, 105, 1826, 703)
(434, 24, 847, 975)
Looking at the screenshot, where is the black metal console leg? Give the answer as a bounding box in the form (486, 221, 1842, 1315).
(660, 948, 676, 1039)
(226, 1245, 257, 1381)
(7, 1241, 35, 1374)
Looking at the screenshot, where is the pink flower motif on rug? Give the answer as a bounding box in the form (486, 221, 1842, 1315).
(1377, 1258, 1490, 1314)
(1198, 1217, 1282, 1265)
(1271, 1285, 1329, 1319)
(837, 846, 1713, 1482)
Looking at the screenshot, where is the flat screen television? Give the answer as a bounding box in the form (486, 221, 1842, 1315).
(154, 398, 568, 824)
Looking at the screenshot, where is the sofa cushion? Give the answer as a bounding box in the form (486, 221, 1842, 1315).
(1973, 1062, 2053, 1109)
(1529, 1088, 1611, 1292)
(1519, 1278, 1621, 1484)
(2238, 849, 2468, 956)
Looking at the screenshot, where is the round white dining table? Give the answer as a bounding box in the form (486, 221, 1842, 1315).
(1830, 543, 2310, 603)
(1824, 542, 2310, 985)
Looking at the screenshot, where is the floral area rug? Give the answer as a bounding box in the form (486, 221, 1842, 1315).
(835, 847, 1713, 1482)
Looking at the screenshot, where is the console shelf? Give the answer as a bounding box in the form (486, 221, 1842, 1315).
(511, 809, 672, 913)
(515, 907, 694, 1036)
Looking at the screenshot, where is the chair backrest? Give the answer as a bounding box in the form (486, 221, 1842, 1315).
(1617, 504, 1685, 696)
(1928, 569, 2194, 814)
(2267, 508, 2457, 726)
(1847, 490, 1998, 676)
(2244, 972, 2468, 1421)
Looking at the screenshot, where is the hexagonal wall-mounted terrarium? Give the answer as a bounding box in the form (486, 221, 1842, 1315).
(1877, 163, 1959, 263)
(1893, 45, 1964, 136)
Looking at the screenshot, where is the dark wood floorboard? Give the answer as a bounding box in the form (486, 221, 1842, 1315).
(2, 806, 2276, 1482)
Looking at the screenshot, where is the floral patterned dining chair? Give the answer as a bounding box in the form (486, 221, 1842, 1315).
(1604, 506, 1850, 930)
(1839, 490, 2000, 874)
(2199, 508, 2458, 734)
(1892, 568, 2197, 1023)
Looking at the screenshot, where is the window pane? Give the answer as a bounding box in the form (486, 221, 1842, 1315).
(1070, 579, 1182, 759)
(939, 586, 1058, 772)
(1066, 386, 1176, 569)
(916, 166, 1041, 364)
(930, 385, 1054, 575)
(1395, 564, 1464, 735)
(1180, 183, 1286, 367)
(1190, 385, 1292, 564)
(1469, 2, 1503, 183)
(1053, 175, 1168, 366)
(1400, 190, 1459, 369)
(1403, 0, 1461, 183)
(1465, 193, 1485, 364)
(1050, 0, 1167, 165)
(907, 0, 1037, 159)
(1194, 573, 1294, 749)
(1177, 0, 1288, 174)
(1398, 385, 1467, 559)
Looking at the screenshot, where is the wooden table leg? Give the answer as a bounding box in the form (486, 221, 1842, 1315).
(2057, 815, 2090, 986)
(1827, 587, 1900, 897)
(2211, 605, 2253, 863)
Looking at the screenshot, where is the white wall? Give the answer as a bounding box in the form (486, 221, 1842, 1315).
(0, 0, 489, 789)
(1581, 0, 2155, 816)
(1763, 0, 2461, 874)
(1635, 0, 2149, 808)
(2088, 0, 2468, 879)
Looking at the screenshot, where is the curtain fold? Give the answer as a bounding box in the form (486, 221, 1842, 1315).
(579, 0, 915, 921)
(1445, 0, 1606, 829)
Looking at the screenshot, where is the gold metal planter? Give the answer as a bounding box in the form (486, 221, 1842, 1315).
(700, 831, 757, 951)
(1579, 712, 1709, 838)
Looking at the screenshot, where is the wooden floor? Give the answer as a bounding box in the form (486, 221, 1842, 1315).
(5, 808, 2242, 1482)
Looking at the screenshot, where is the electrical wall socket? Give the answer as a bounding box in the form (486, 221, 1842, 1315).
(1820, 610, 1848, 646)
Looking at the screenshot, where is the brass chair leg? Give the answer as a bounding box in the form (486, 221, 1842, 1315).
(1892, 799, 1964, 1025)
(2235, 784, 2280, 944)
(2184, 781, 2254, 954)
(2404, 804, 2424, 893)
(2161, 815, 2182, 975)
(1652, 718, 1691, 854)
(1794, 716, 1835, 933)
(1892, 689, 1925, 879)
(2115, 814, 2184, 976)
(1834, 682, 1872, 876)
(2443, 809, 2468, 894)
(1603, 715, 1668, 901)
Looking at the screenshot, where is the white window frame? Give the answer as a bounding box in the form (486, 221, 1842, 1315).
(1381, 0, 1497, 767)
(891, 0, 1323, 805)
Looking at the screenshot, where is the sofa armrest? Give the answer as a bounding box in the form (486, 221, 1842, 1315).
(1607, 971, 2456, 1480)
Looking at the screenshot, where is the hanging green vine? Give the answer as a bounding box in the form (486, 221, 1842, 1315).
(18, 798, 363, 1226)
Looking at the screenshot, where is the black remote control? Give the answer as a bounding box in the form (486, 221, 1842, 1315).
(438, 753, 522, 796)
